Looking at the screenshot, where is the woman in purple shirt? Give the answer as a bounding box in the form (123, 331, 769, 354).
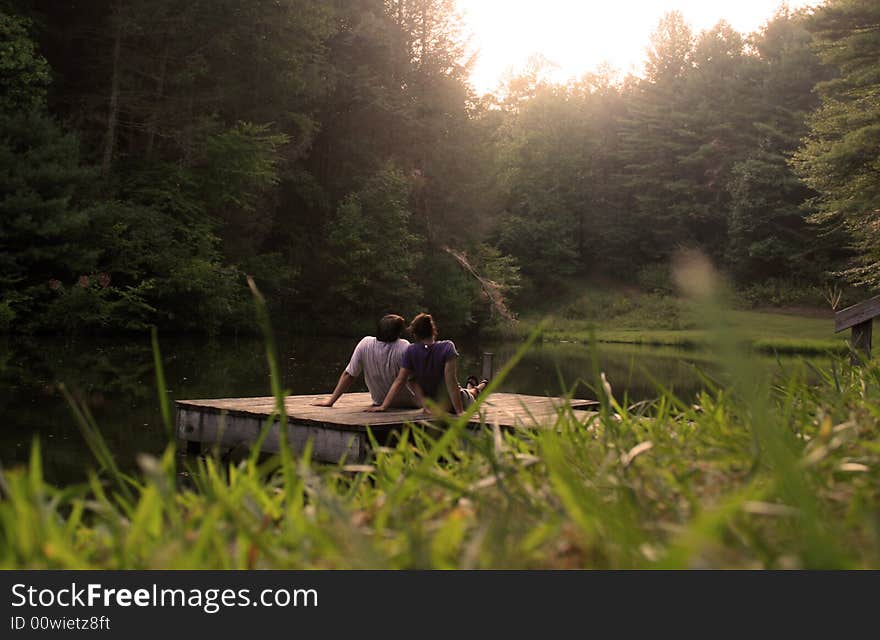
(366, 313, 482, 415)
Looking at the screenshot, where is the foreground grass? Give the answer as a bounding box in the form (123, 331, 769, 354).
(1, 339, 878, 568)
(1, 283, 874, 569)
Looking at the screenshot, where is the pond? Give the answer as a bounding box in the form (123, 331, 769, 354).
(0, 333, 827, 484)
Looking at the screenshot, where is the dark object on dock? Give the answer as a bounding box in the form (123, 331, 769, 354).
(481, 352, 494, 382)
(835, 295, 880, 364)
(176, 392, 597, 463)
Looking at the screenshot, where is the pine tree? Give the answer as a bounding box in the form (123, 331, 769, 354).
(620, 12, 698, 261)
(792, 0, 880, 287)
(0, 13, 95, 330)
(727, 7, 837, 284)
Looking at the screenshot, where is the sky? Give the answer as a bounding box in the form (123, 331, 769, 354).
(455, 0, 819, 93)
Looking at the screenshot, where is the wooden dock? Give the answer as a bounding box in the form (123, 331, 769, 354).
(176, 392, 598, 463)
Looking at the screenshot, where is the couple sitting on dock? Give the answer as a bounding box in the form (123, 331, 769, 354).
(312, 313, 487, 415)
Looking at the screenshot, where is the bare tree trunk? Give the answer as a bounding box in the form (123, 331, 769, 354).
(101, 5, 122, 177)
(419, 0, 430, 67)
(146, 40, 169, 159)
(442, 246, 517, 322)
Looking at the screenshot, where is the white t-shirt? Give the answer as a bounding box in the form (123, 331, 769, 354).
(344, 337, 410, 405)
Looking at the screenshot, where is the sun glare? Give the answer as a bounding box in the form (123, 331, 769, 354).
(456, 0, 819, 92)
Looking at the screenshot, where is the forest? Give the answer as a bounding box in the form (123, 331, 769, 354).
(1, 0, 877, 337)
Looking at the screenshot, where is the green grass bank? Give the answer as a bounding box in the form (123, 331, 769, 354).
(498, 283, 845, 355)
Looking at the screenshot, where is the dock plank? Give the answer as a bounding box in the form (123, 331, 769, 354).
(177, 393, 595, 429)
(176, 392, 598, 463)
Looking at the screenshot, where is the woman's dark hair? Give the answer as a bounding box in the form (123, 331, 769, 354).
(377, 314, 406, 342)
(410, 313, 437, 341)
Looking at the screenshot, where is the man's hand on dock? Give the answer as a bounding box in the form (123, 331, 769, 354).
(364, 405, 386, 412)
(311, 399, 335, 407)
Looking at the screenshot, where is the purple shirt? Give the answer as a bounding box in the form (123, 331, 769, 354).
(400, 340, 459, 400)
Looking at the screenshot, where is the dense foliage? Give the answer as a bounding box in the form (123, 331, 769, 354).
(0, 0, 876, 334)
(1, 0, 497, 334)
(494, 8, 847, 297)
(793, 0, 880, 288)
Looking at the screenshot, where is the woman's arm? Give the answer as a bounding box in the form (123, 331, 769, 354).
(365, 368, 411, 412)
(444, 357, 464, 414)
(311, 371, 354, 407)
(411, 381, 427, 410)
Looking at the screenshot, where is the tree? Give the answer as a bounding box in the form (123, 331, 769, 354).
(793, 0, 880, 287)
(494, 75, 630, 283)
(0, 11, 49, 111)
(727, 152, 818, 281)
(324, 168, 421, 317)
(644, 10, 694, 83)
(727, 7, 837, 284)
(0, 13, 94, 330)
(620, 12, 699, 261)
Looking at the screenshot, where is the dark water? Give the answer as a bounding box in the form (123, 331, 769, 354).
(0, 334, 824, 483)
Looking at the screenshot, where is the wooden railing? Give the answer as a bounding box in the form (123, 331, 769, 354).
(835, 295, 880, 363)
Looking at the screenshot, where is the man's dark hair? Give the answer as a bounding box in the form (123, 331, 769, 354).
(377, 314, 406, 342)
(410, 313, 437, 341)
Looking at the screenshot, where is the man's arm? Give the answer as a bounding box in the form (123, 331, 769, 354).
(444, 357, 464, 414)
(311, 371, 355, 407)
(365, 368, 410, 412)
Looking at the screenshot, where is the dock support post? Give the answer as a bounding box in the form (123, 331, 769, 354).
(851, 320, 872, 365)
(481, 352, 494, 381)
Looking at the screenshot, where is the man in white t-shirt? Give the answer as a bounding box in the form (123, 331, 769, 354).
(311, 314, 417, 408)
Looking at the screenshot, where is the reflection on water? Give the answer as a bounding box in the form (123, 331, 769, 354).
(493, 341, 827, 402)
(0, 334, 826, 483)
